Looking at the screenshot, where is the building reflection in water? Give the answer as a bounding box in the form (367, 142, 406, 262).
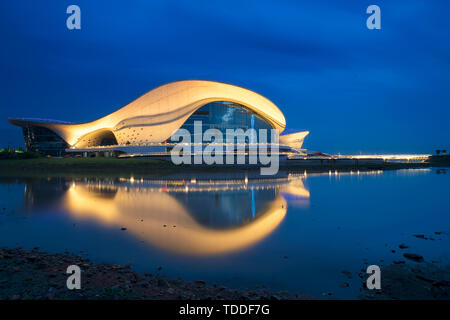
(18, 170, 400, 256)
(65, 175, 310, 256)
(19, 174, 310, 256)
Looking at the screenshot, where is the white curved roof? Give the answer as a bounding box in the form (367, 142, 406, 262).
(9, 80, 286, 147)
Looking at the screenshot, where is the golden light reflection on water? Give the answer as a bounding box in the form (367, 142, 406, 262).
(62, 176, 310, 256)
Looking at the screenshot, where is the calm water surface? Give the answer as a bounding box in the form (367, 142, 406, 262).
(0, 168, 449, 298)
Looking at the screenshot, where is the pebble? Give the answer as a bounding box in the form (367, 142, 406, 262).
(403, 253, 424, 262)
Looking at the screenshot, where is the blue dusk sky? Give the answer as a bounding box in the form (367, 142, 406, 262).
(0, 0, 449, 153)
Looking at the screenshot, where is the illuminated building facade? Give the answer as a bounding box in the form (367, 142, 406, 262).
(8, 80, 309, 157)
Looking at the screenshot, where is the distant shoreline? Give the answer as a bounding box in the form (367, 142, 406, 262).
(0, 157, 446, 176)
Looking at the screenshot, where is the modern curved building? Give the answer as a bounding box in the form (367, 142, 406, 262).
(8, 80, 309, 156)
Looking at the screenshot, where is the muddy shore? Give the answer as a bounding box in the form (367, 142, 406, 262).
(1, 246, 449, 300)
(0, 247, 300, 300)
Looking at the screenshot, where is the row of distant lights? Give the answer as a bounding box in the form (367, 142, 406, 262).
(71, 142, 287, 150)
(69, 170, 384, 190)
(71, 182, 281, 194)
(117, 176, 282, 193)
(347, 154, 430, 160)
(67, 168, 432, 193)
(117, 170, 386, 191)
(125, 176, 296, 185)
(70, 176, 295, 193)
(328, 169, 384, 177)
